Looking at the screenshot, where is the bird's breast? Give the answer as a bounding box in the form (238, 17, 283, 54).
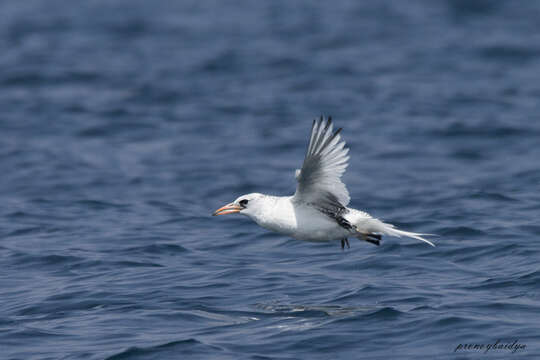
(253, 202, 298, 235)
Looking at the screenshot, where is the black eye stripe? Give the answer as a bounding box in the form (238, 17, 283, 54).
(239, 199, 248, 206)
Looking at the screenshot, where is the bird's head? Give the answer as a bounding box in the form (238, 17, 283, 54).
(212, 193, 264, 217)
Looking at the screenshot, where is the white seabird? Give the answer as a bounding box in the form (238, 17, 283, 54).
(213, 116, 434, 249)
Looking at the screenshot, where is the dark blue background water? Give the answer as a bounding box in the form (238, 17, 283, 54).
(1, 1, 539, 359)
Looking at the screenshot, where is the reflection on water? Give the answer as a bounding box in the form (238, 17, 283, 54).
(256, 302, 382, 316)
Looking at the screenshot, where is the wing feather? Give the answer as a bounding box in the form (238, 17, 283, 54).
(293, 116, 351, 208)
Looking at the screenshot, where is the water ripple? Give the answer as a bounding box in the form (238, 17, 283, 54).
(2, 1, 540, 359)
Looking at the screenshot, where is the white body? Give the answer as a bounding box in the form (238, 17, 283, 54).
(242, 195, 432, 245)
(246, 196, 343, 241)
(214, 117, 434, 247)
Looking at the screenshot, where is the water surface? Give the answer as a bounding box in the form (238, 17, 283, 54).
(1, 1, 539, 359)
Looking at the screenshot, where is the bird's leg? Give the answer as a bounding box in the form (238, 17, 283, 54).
(341, 239, 345, 250)
(341, 238, 350, 250)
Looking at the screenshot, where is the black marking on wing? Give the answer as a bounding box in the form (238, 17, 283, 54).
(336, 216, 353, 230)
(310, 195, 352, 231)
(312, 191, 346, 215)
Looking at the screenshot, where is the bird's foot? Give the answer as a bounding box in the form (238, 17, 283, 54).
(359, 233, 381, 246)
(365, 238, 380, 246)
(366, 234, 381, 246)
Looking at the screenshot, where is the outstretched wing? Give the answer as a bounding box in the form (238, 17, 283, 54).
(293, 116, 350, 210)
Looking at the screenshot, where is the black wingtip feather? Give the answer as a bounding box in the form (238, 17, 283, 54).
(306, 115, 343, 159)
(311, 116, 331, 155)
(323, 118, 331, 131)
(316, 127, 343, 156)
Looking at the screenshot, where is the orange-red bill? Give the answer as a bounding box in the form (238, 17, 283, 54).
(212, 203, 242, 216)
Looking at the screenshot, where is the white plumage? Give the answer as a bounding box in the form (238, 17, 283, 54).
(213, 117, 434, 249)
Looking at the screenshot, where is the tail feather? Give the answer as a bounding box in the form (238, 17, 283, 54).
(348, 210, 435, 247)
(383, 227, 435, 247)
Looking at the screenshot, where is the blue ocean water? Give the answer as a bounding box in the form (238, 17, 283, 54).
(1, 0, 539, 359)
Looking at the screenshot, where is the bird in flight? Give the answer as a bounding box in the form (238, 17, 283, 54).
(213, 116, 434, 249)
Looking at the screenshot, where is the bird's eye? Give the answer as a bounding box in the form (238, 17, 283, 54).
(239, 199, 248, 207)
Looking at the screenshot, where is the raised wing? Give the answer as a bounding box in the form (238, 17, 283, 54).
(293, 116, 350, 209)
